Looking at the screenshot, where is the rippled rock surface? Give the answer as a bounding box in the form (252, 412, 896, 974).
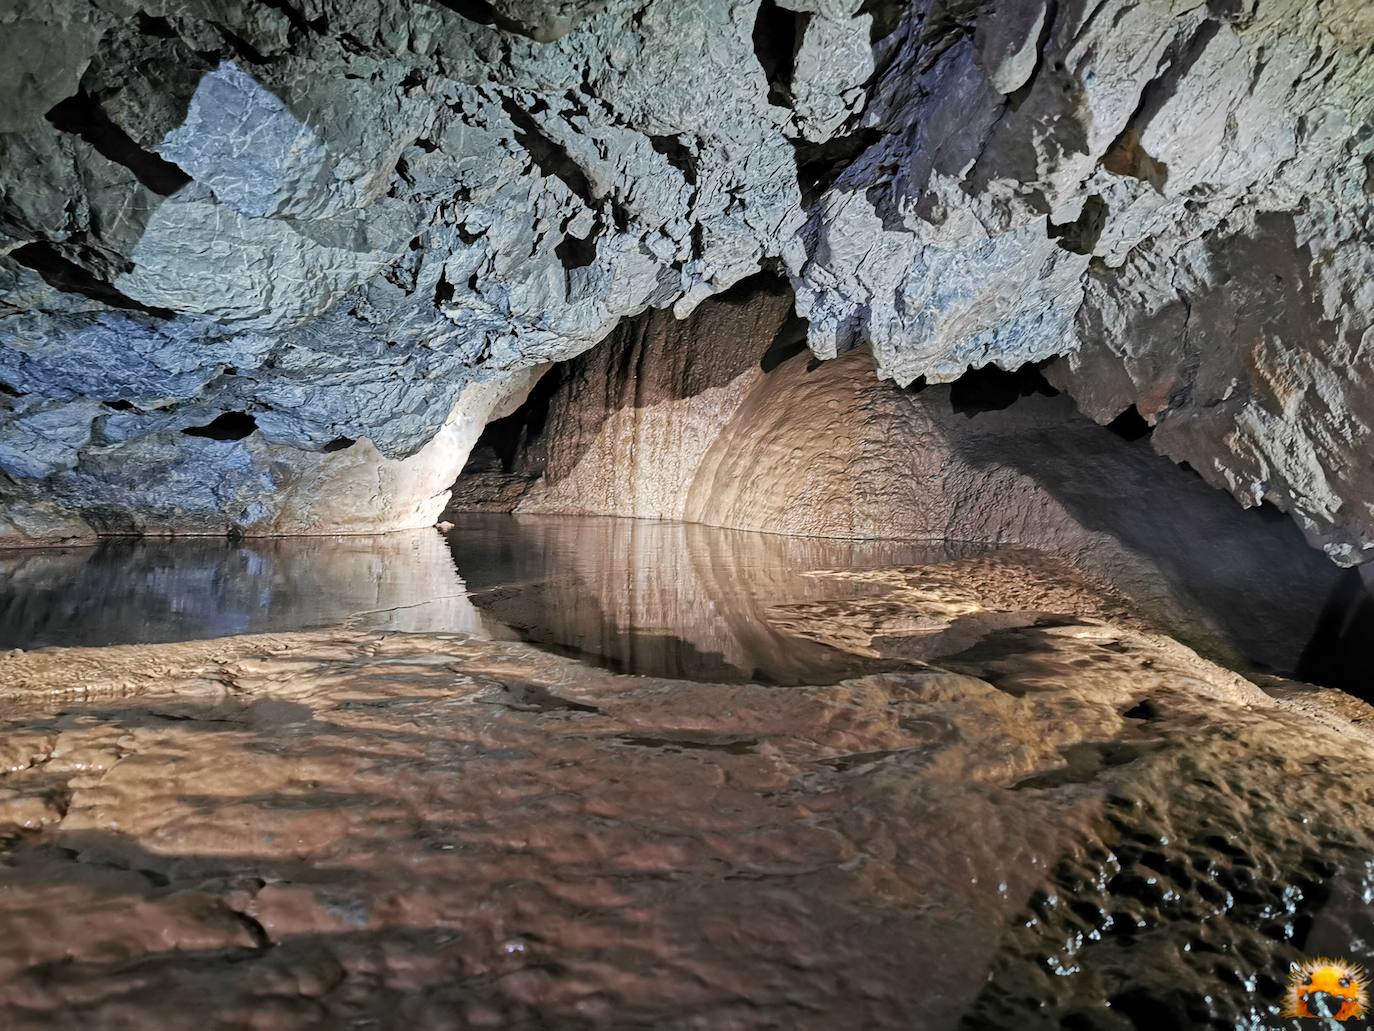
(2, 543, 1373, 1028)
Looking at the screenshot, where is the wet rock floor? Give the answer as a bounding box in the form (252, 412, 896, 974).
(2, 547, 1374, 1029)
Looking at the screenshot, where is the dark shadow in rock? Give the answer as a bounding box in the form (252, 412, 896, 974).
(1105, 405, 1151, 441)
(9, 242, 174, 318)
(483, 679, 600, 714)
(1296, 567, 1374, 700)
(614, 734, 757, 754)
(1121, 699, 1161, 721)
(793, 128, 885, 206)
(1012, 739, 1165, 790)
(949, 361, 1059, 416)
(760, 304, 810, 372)
(182, 411, 258, 440)
(1047, 194, 1108, 255)
(648, 134, 698, 185)
(932, 390, 1342, 676)
(752, 0, 810, 108)
(46, 91, 191, 196)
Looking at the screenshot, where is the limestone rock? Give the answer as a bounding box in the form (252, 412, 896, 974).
(0, 496, 96, 549)
(509, 278, 794, 520)
(0, 0, 1369, 556)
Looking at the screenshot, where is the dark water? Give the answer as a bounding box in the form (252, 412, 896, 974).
(0, 515, 973, 683)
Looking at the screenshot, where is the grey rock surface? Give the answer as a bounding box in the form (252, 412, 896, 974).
(0, 0, 1369, 557)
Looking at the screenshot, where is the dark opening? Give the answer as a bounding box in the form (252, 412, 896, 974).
(649, 135, 698, 186)
(321, 436, 356, 453)
(1121, 699, 1161, 721)
(134, 11, 178, 37)
(10, 242, 174, 317)
(760, 305, 810, 372)
(434, 272, 455, 306)
(902, 376, 929, 395)
(555, 232, 597, 271)
(45, 91, 191, 196)
(949, 361, 1059, 416)
(0, 381, 23, 398)
(1047, 194, 1108, 255)
(1106, 405, 1152, 441)
(1296, 568, 1374, 698)
(464, 366, 566, 475)
(182, 411, 258, 441)
(793, 129, 883, 205)
(752, 0, 811, 108)
(103, 399, 136, 411)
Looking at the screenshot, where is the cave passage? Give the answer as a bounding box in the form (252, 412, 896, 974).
(2, 1, 1372, 1026)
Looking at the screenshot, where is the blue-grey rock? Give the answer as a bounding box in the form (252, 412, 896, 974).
(0, 0, 1369, 564)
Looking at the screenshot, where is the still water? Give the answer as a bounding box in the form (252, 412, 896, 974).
(0, 515, 974, 683)
(4, 516, 1374, 1028)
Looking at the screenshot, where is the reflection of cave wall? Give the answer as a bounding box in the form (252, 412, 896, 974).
(0, 529, 481, 648)
(450, 513, 962, 685)
(449, 282, 1343, 675)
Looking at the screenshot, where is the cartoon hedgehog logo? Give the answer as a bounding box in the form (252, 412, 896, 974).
(1284, 957, 1369, 1022)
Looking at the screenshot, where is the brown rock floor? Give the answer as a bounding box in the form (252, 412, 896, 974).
(1, 553, 1372, 1029)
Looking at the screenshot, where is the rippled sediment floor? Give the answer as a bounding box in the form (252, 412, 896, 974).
(3, 521, 1374, 1028)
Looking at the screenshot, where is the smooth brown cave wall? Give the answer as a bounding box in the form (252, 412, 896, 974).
(448, 282, 1344, 674)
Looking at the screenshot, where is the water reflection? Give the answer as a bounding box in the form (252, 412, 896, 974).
(0, 516, 975, 683)
(0, 531, 482, 649)
(451, 514, 975, 683)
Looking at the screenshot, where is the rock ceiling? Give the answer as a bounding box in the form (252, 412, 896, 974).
(0, 0, 1370, 560)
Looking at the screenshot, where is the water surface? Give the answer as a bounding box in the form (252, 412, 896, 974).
(0, 515, 977, 683)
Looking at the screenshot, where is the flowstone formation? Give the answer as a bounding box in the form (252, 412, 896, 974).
(1, 0, 1371, 559)
(448, 284, 1342, 675)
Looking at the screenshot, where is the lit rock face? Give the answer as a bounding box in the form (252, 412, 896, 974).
(0, 0, 805, 536)
(0, 0, 1370, 553)
(787, 0, 1374, 564)
(501, 279, 796, 521)
(452, 289, 1341, 673)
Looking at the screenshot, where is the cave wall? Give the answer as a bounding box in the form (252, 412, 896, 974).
(498, 277, 795, 520)
(0, 0, 1370, 559)
(449, 286, 1342, 673)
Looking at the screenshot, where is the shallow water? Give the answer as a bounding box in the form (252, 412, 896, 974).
(3, 557, 1374, 1029)
(0, 515, 979, 683)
